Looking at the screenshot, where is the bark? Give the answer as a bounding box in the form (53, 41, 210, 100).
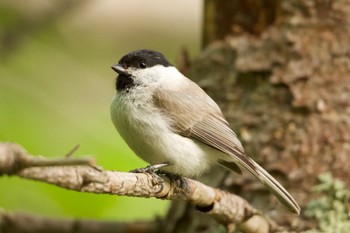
(0, 142, 277, 233)
(202, 0, 280, 47)
(166, 0, 350, 232)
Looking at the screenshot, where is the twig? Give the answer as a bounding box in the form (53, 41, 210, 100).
(65, 144, 80, 158)
(0, 142, 94, 175)
(0, 142, 280, 233)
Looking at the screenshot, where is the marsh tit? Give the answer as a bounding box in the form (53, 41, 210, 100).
(110, 49, 300, 214)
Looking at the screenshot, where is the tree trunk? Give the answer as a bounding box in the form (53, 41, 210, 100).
(163, 0, 350, 232)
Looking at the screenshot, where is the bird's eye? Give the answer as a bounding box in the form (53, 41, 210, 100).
(139, 62, 146, 69)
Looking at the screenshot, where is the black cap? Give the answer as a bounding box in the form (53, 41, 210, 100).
(118, 49, 172, 69)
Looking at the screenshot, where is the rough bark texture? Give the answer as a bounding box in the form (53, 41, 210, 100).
(166, 0, 350, 232)
(202, 0, 280, 47)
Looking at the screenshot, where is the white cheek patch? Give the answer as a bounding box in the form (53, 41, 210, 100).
(132, 65, 185, 88)
(155, 66, 186, 88)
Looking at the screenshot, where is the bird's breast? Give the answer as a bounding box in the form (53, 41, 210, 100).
(110, 91, 215, 177)
(111, 91, 172, 162)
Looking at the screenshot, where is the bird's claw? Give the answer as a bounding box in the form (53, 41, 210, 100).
(129, 163, 170, 186)
(129, 162, 169, 173)
(163, 173, 190, 193)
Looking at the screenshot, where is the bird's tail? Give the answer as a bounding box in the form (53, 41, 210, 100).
(221, 158, 301, 215)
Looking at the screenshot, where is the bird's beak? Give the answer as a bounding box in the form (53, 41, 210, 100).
(111, 64, 128, 75)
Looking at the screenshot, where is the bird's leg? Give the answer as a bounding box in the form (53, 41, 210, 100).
(162, 172, 190, 193)
(129, 162, 170, 186)
(129, 163, 189, 191)
(129, 162, 170, 173)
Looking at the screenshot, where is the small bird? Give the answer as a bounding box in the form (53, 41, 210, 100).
(110, 49, 300, 214)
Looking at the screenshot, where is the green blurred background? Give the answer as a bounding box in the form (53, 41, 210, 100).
(0, 0, 201, 220)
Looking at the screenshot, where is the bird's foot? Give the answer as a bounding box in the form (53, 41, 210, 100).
(162, 172, 190, 193)
(129, 163, 170, 186)
(129, 163, 169, 173)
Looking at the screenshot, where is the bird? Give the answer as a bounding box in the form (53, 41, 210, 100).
(110, 49, 300, 214)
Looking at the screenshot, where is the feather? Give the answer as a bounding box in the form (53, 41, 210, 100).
(152, 75, 300, 214)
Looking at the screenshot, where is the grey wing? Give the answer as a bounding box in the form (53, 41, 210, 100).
(153, 82, 300, 214)
(153, 81, 250, 172)
(190, 114, 300, 214)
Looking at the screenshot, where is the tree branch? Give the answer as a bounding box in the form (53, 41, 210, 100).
(0, 142, 280, 233)
(0, 210, 156, 233)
